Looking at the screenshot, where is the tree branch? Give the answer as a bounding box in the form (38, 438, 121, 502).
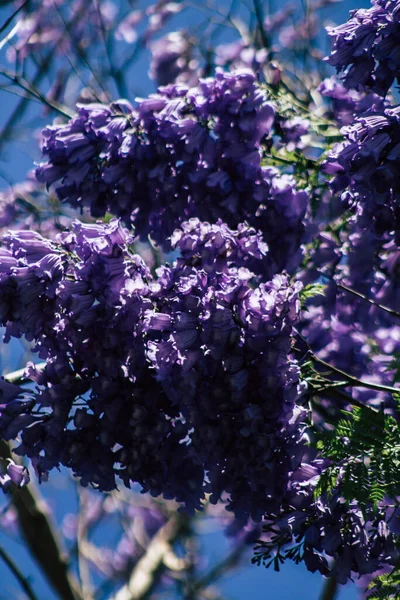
(111, 514, 189, 600)
(319, 575, 338, 600)
(0, 544, 39, 600)
(0, 441, 83, 600)
(337, 282, 400, 320)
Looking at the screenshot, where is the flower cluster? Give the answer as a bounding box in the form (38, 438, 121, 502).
(326, 104, 400, 239)
(257, 462, 399, 582)
(326, 0, 400, 96)
(319, 76, 386, 126)
(3, 0, 400, 588)
(146, 218, 307, 521)
(0, 219, 307, 521)
(148, 31, 199, 87)
(36, 70, 308, 274)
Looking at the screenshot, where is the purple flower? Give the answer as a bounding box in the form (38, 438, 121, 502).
(0, 218, 308, 519)
(326, 103, 400, 240)
(0, 459, 30, 491)
(326, 0, 400, 96)
(257, 461, 399, 583)
(148, 31, 199, 87)
(36, 70, 307, 274)
(319, 76, 386, 126)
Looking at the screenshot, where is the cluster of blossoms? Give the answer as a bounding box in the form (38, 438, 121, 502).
(3, 0, 400, 589)
(326, 104, 400, 240)
(0, 218, 307, 521)
(36, 70, 308, 276)
(327, 0, 400, 95)
(258, 462, 400, 583)
(318, 76, 386, 126)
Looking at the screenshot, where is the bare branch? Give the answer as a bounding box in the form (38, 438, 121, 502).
(111, 514, 189, 600)
(0, 0, 29, 38)
(0, 68, 73, 118)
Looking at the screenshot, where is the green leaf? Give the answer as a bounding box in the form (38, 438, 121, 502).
(366, 567, 400, 599)
(314, 404, 400, 509)
(299, 283, 326, 310)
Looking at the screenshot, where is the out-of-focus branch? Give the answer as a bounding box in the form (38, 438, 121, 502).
(337, 282, 400, 319)
(0, 440, 83, 600)
(111, 513, 189, 600)
(0, 544, 39, 600)
(295, 330, 400, 396)
(51, 1, 111, 102)
(0, 0, 93, 151)
(319, 575, 338, 600)
(0, 68, 73, 117)
(252, 0, 271, 56)
(0, 0, 29, 38)
(0, 59, 56, 150)
(184, 533, 251, 599)
(77, 488, 95, 600)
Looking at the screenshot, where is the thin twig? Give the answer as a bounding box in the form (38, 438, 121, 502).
(337, 282, 400, 320)
(76, 488, 95, 600)
(252, 0, 271, 56)
(295, 330, 400, 396)
(0, 68, 73, 118)
(311, 352, 400, 395)
(51, 0, 111, 102)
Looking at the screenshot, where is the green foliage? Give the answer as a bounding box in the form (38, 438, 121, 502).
(299, 283, 326, 311)
(315, 403, 400, 511)
(365, 568, 400, 599)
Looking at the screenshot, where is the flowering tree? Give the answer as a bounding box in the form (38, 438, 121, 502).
(0, 0, 400, 599)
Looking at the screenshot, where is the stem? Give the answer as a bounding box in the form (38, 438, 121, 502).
(0, 545, 39, 600)
(0, 68, 72, 117)
(337, 282, 400, 320)
(311, 352, 400, 396)
(296, 331, 400, 396)
(0, 0, 29, 37)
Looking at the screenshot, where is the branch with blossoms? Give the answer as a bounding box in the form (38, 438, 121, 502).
(2, 0, 400, 599)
